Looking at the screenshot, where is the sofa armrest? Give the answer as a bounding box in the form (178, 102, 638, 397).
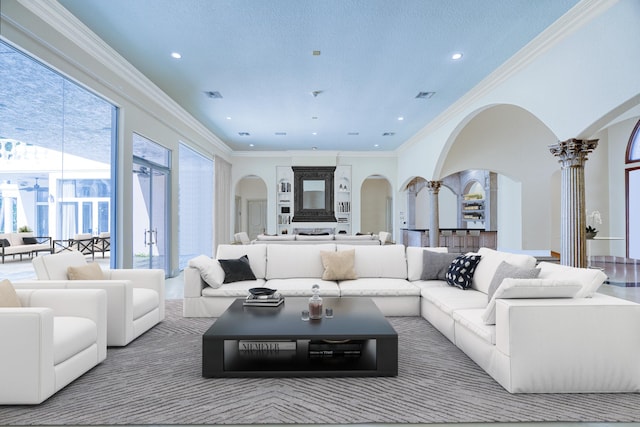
(495, 294, 640, 392)
(0, 306, 55, 403)
(184, 266, 207, 298)
(105, 269, 165, 319)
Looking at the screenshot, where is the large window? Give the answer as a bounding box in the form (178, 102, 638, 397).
(178, 143, 213, 269)
(0, 41, 116, 254)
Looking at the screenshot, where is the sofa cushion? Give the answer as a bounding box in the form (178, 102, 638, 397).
(0, 279, 21, 307)
(217, 244, 267, 279)
(421, 287, 488, 315)
(0, 238, 10, 247)
(445, 254, 482, 290)
(337, 244, 407, 279)
(201, 279, 267, 297)
(471, 247, 537, 294)
(256, 234, 295, 241)
(453, 308, 496, 345)
(481, 278, 583, 325)
(132, 288, 160, 320)
(53, 316, 97, 365)
(338, 278, 420, 296)
(487, 260, 541, 301)
(22, 236, 38, 245)
(266, 244, 335, 279)
(297, 234, 335, 241)
(67, 262, 105, 280)
(421, 251, 461, 281)
(406, 246, 448, 281)
(335, 234, 375, 241)
(537, 261, 608, 298)
(264, 278, 340, 297)
(219, 255, 257, 284)
(188, 255, 225, 288)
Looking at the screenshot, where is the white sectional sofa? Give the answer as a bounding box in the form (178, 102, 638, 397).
(184, 244, 640, 393)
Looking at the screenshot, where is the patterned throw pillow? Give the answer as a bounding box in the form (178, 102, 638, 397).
(445, 254, 482, 290)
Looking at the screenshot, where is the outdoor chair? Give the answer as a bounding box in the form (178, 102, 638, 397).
(93, 232, 110, 258)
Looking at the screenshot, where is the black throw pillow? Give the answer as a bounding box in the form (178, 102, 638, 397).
(0, 238, 10, 248)
(218, 255, 257, 284)
(22, 237, 38, 245)
(445, 254, 482, 290)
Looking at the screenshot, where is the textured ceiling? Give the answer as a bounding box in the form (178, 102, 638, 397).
(57, 0, 579, 152)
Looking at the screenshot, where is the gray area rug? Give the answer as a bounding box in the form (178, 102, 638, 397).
(1, 299, 639, 425)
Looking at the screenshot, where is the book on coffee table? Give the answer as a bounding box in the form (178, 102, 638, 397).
(243, 294, 284, 307)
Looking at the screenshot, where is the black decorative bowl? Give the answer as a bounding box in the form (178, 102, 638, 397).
(248, 287, 277, 297)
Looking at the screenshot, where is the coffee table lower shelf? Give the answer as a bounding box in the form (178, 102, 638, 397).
(203, 337, 396, 377)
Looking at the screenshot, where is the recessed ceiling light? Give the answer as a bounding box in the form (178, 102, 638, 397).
(226, 117, 232, 120)
(451, 52, 463, 60)
(415, 91, 435, 99)
(171, 52, 182, 59)
(397, 116, 404, 121)
(249, 144, 255, 147)
(312, 146, 318, 150)
(312, 132, 317, 136)
(374, 144, 380, 148)
(205, 91, 223, 99)
(311, 90, 322, 97)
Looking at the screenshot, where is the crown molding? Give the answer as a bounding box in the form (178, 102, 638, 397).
(397, 0, 617, 154)
(13, 0, 232, 156)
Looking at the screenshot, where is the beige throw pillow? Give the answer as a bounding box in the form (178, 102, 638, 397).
(320, 250, 357, 281)
(67, 262, 105, 280)
(0, 279, 21, 307)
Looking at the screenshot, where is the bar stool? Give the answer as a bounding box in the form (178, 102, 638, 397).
(467, 229, 481, 252)
(440, 230, 453, 249)
(454, 230, 467, 253)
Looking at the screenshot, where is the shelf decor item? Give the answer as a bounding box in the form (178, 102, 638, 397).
(586, 225, 598, 239)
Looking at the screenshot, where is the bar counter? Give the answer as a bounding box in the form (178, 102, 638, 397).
(400, 228, 497, 252)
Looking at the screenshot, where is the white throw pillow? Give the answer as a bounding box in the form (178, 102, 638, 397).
(481, 278, 582, 325)
(188, 255, 225, 288)
(471, 247, 537, 294)
(537, 261, 608, 298)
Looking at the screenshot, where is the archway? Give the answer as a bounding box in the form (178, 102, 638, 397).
(360, 175, 392, 235)
(234, 175, 267, 240)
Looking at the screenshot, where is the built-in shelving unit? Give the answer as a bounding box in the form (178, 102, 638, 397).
(335, 165, 351, 235)
(461, 196, 484, 223)
(276, 166, 293, 234)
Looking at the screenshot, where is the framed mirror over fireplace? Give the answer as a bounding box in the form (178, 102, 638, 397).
(292, 166, 337, 222)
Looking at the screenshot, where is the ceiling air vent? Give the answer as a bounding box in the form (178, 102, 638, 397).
(415, 91, 435, 99)
(238, 132, 250, 136)
(382, 132, 395, 136)
(275, 132, 287, 136)
(204, 91, 223, 99)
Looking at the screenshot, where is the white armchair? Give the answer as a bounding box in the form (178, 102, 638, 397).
(0, 287, 107, 404)
(24, 251, 165, 346)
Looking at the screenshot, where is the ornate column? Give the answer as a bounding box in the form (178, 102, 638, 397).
(426, 181, 442, 247)
(549, 138, 598, 267)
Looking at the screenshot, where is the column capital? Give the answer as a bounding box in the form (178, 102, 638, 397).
(549, 138, 598, 168)
(426, 180, 442, 194)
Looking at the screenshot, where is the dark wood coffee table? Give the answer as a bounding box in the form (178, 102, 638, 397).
(202, 297, 398, 377)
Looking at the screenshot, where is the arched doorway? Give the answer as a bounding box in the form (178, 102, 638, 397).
(626, 119, 640, 259)
(235, 176, 267, 240)
(360, 175, 392, 235)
